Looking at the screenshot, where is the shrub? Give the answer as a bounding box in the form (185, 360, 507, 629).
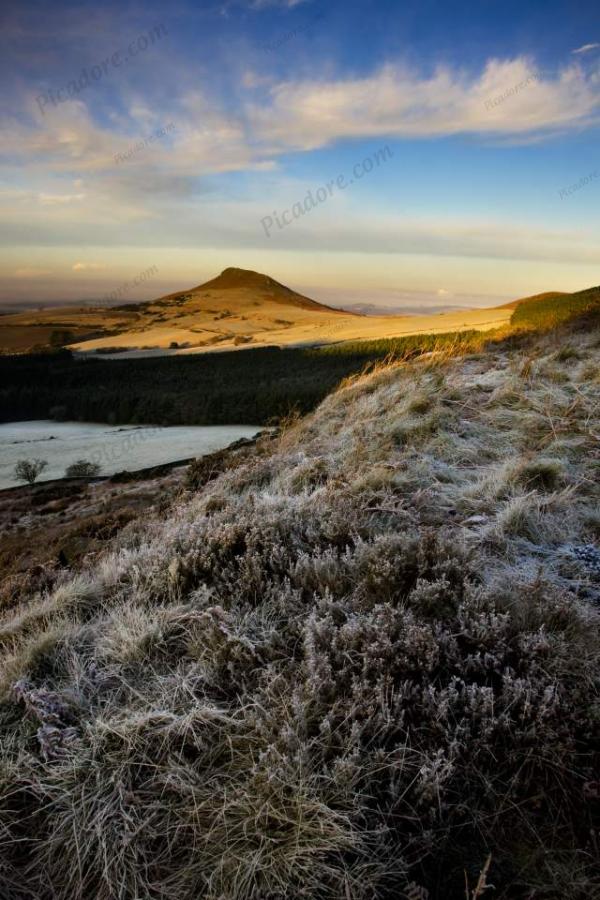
(514, 457, 564, 491)
(49, 330, 75, 348)
(14, 458, 47, 485)
(65, 459, 102, 478)
(184, 436, 259, 491)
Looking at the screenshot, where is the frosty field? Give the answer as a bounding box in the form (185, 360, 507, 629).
(0, 421, 261, 489)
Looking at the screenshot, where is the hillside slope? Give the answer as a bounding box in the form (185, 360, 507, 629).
(511, 284, 600, 331)
(69, 268, 511, 357)
(498, 290, 568, 310)
(0, 268, 512, 356)
(0, 314, 598, 898)
(193, 266, 343, 312)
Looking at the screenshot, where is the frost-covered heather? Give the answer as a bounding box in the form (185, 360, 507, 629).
(0, 318, 598, 899)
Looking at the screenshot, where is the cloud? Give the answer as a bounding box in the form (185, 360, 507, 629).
(2, 89, 274, 188)
(249, 58, 600, 150)
(14, 267, 53, 277)
(241, 70, 270, 88)
(256, 211, 600, 264)
(1, 53, 600, 289)
(39, 192, 86, 205)
(72, 261, 106, 271)
(3, 56, 600, 201)
(572, 43, 600, 55)
(250, 0, 309, 8)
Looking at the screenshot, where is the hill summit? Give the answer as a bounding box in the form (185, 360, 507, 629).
(193, 267, 340, 313)
(200, 267, 293, 292)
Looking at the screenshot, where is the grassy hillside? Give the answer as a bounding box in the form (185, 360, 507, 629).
(0, 312, 598, 898)
(511, 285, 600, 331)
(497, 291, 567, 311)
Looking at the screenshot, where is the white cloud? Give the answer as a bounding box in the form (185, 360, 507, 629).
(72, 261, 106, 271)
(4, 56, 600, 198)
(39, 192, 86, 204)
(1, 54, 599, 283)
(3, 89, 274, 185)
(249, 58, 600, 150)
(572, 43, 600, 55)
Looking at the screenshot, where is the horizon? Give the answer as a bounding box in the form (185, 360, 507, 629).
(0, 263, 516, 316)
(1, 0, 599, 310)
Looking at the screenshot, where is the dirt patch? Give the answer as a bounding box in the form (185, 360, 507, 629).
(0, 474, 182, 611)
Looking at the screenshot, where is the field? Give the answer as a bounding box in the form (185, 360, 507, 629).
(0, 306, 141, 354)
(0, 324, 103, 352)
(0, 421, 262, 489)
(3, 290, 598, 431)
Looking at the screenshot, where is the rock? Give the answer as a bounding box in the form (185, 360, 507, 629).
(463, 515, 488, 526)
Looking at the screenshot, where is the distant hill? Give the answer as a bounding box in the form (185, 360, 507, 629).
(0, 268, 345, 355)
(64, 267, 512, 357)
(342, 302, 468, 317)
(194, 267, 344, 313)
(156, 267, 347, 314)
(8, 266, 582, 357)
(498, 290, 568, 310)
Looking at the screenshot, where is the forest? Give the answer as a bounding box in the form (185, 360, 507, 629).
(0, 331, 481, 426)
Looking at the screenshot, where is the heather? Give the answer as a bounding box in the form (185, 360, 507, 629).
(0, 316, 598, 898)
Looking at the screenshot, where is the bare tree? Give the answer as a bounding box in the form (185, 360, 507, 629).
(14, 458, 48, 485)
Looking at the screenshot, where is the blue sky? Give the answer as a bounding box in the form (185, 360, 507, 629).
(1, 0, 599, 309)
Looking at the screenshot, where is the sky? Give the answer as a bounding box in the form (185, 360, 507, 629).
(1, 0, 599, 311)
